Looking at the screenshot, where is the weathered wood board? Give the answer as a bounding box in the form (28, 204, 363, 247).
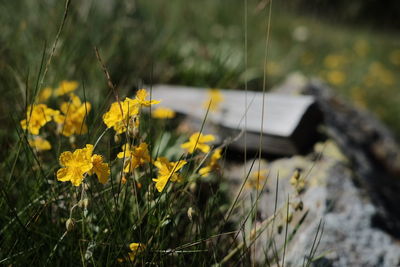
(150, 84, 322, 155)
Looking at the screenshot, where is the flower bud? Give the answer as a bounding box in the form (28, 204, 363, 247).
(69, 136, 76, 145)
(114, 134, 121, 143)
(66, 218, 75, 231)
(82, 198, 89, 209)
(187, 207, 195, 221)
(189, 182, 197, 193)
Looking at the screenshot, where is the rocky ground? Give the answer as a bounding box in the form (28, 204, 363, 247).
(225, 139, 400, 266)
(222, 74, 400, 266)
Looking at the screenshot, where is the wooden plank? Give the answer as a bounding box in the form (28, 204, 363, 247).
(150, 84, 321, 155)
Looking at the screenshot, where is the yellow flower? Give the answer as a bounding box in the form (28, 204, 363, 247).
(152, 107, 176, 119)
(103, 97, 140, 134)
(54, 80, 79, 96)
(117, 242, 145, 263)
(153, 157, 187, 192)
(117, 142, 150, 173)
(89, 154, 110, 184)
(37, 87, 53, 102)
(324, 54, 346, 69)
(135, 89, 161, 107)
(127, 243, 145, 262)
(181, 132, 215, 154)
(54, 93, 91, 136)
(246, 169, 268, 190)
(203, 89, 223, 112)
(199, 148, 222, 177)
(326, 70, 346, 86)
(57, 144, 94, 186)
(368, 62, 395, 86)
(20, 104, 59, 135)
(57, 144, 110, 186)
(28, 136, 51, 151)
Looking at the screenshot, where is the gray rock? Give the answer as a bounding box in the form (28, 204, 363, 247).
(306, 80, 400, 238)
(224, 140, 400, 266)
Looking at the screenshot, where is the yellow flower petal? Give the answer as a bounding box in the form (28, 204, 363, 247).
(118, 143, 150, 173)
(152, 175, 169, 192)
(198, 148, 222, 177)
(117, 144, 132, 159)
(91, 154, 110, 184)
(37, 87, 53, 102)
(56, 94, 91, 137)
(199, 166, 212, 176)
(127, 243, 145, 261)
(54, 80, 79, 96)
(135, 89, 161, 107)
(28, 137, 51, 151)
(20, 104, 59, 135)
(152, 107, 176, 119)
(56, 168, 71, 182)
(153, 158, 186, 192)
(103, 98, 140, 134)
(203, 89, 224, 112)
(181, 132, 215, 154)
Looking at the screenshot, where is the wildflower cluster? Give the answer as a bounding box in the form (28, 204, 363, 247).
(21, 80, 91, 151)
(20, 84, 226, 263)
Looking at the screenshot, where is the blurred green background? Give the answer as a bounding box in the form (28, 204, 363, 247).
(1, 0, 400, 142)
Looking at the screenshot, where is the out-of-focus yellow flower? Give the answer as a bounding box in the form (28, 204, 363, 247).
(117, 142, 150, 173)
(37, 87, 53, 102)
(323, 54, 346, 69)
(20, 104, 59, 135)
(246, 169, 268, 190)
(128, 243, 145, 261)
(203, 89, 223, 112)
(103, 97, 140, 134)
(28, 136, 51, 151)
(153, 157, 187, 192)
(89, 154, 110, 184)
(326, 70, 346, 86)
(199, 148, 222, 177)
(54, 93, 91, 136)
(389, 50, 400, 66)
(135, 89, 161, 107)
(368, 62, 395, 86)
(181, 132, 215, 154)
(116, 243, 146, 262)
(57, 144, 110, 186)
(353, 40, 369, 57)
(54, 80, 79, 96)
(152, 107, 176, 119)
